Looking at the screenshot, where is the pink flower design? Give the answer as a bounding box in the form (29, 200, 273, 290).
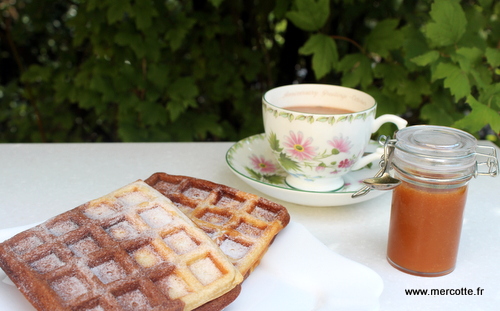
(250, 155, 277, 173)
(338, 158, 354, 168)
(283, 131, 316, 161)
(315, 163, 326, 172)
(328, 134, 352, 153)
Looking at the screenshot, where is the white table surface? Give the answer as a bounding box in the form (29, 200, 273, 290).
(1, 141, 499, 310)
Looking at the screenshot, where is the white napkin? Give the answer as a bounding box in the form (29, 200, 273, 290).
(0, 221, 383, 311)
(227, 222, 383, 311)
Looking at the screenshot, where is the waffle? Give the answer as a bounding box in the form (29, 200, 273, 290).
(144, 173, 291, 278)
(0, 180, 243, 311)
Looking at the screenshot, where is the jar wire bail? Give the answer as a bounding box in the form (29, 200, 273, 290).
(475, 145, 498, 177)
(352, 135, 398, 198)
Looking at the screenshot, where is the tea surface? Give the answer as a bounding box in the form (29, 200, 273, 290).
(284, 105, 355, 114)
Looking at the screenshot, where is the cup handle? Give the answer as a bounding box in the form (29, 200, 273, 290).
(371, 114, 408, 133)
(351, 148, 384, 171)
(351, 114, 407, 171)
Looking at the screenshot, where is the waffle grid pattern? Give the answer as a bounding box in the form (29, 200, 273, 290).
(144, 173, 291, 278)
(0, 181, 242, 311)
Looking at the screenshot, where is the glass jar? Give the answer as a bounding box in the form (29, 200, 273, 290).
(386, 125, 498, 277)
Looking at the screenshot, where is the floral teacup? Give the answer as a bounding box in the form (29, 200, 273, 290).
(263, 84, 407, 192)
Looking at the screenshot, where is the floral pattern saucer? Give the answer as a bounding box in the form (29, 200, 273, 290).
(226, 134, 388, 206)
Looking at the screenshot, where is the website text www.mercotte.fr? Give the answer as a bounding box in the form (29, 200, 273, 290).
(405, 287, 484, 296)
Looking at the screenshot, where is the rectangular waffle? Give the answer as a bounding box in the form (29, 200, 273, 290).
(0, 180, 243, 311)
(144, 173, 291, 278)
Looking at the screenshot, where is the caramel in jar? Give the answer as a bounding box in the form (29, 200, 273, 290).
(387, 178, 468, 276)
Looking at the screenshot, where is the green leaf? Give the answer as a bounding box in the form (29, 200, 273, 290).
(285, 0, 329, 31)
(397, 76, 432, 108)
(86, 0, 103, 11)
(366, 88, 404, 117)
(411, 50, 440, 66)
(132, 1, 158, 30)
(470, 65, 493, 90)
(453, 96, 500, 133)
(209, 0, 224, 8)
(486, 47, 500, 67)
(245, 167, 262, 180)
(421, 102, 456, 126)
(278, 153, 301, 171)
(365, 19, 403, 58)
(264, 174, 286, 185)
(295, 115, 307, 121)
(143, 33, 163, 61)
(184, 112, 224, 140)
(165, 16, 196, 51)
(480, 83, 500, 111)
(89, 75, 108, 93)
(338, 53, 373, 88)
(118, 109, 148, 142)
(373, 63, 407, 91)
(77, 90, 101, 110)
(424, 0, 467, 47)
(165, 77, 199, 121)
(114, 65, 136, 92)
(268, 132, 283, 152)
(20, 65, 52, 83)
(107, 2, 131, 25)
(453, 47, 482, 73)
(136, 100, 168, 126)
(402, 24, 430, 71)
(114, 30, 148, 59)
(53, 74, 73, 104)
(457, 3, 488, 50)
(432, 62, 470, 100)
(299, 34, 338, 79)
(147, 64, 170, 88)
(166, 102, 186, 122)
(337, 116, 348, 122)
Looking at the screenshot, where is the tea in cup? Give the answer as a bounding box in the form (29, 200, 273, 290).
(262, 84, 407, 192)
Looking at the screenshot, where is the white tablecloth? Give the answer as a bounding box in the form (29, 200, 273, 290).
(1, 142, 499, 310)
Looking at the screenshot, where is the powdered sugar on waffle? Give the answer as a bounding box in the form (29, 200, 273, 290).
(0, 180, 243, 311)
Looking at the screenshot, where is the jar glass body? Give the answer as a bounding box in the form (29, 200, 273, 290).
(386, 167, 470, 276)
(386, 125, 477, 277)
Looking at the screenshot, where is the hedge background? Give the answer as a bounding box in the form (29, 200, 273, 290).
(1, 0, 500, 144)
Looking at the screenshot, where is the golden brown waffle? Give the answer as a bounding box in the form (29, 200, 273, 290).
(0, 181, 243, 311)
(144, 173, 291, 278)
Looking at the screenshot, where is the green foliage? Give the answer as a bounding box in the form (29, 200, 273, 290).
(299, 34, 338, 80)
(1, 0, 276, 142)
(424, 0, 467, 47)
(1, 0, 499, 143)
(288, 0, 500, 142)
(286, 0, 330, 31)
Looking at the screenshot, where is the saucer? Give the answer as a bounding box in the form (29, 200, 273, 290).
(226, 134, 388, 206)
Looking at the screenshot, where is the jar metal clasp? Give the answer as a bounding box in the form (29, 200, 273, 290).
(475, 145, 499, 177)
(352, 135, 398, 198)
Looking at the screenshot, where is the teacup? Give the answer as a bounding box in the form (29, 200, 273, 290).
(262, 84, 407, 192)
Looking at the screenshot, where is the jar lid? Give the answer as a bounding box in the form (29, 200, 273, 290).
(395, 125, 477, 159)
(393, 125, 478, 178)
